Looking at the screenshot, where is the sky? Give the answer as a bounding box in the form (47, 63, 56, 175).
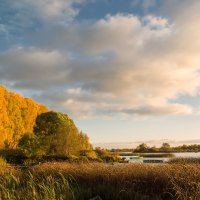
(0, 0, 200, 148)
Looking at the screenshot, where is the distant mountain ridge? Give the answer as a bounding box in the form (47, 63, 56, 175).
(0, 86, 48, 148)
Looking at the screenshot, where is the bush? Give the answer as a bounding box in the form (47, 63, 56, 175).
(78, 156, 89, 162)
(80, 150, 97, 160)
(0, 149, 25, 164)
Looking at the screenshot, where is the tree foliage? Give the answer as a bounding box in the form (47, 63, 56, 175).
(132, 143, 200, 153)
(18, 133, 42, 158)
(0, 86, 48, 149)
(19, 111, 92, 157)
(161, 143, 171, 152)
(135, 143, 149, 152)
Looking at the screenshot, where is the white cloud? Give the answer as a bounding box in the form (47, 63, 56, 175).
(142, 15, 170, 30)
(0, 48, 68, 88)
(22, 0, 82, 23)
(0, 0, 84, 49)
(12, 0, 82, 23)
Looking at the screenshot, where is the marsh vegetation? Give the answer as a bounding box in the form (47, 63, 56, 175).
(0, 162, 200, 200)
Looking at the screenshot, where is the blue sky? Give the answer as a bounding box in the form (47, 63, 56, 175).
(0, 0, 200, 147)
(76, 0, 156, 20)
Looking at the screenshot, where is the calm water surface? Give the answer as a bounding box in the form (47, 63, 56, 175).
(121, 152, 200, 163)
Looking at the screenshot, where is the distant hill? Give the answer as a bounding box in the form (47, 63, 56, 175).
(0, 86, 48, 148)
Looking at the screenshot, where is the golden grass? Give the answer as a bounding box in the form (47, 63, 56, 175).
(0, 162, 199, 200)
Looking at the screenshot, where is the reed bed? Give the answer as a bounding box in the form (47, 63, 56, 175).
(0, 162, 199, 200)
(168, 157, 200, 164)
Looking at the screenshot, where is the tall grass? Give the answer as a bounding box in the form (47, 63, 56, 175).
(0, 171, 75, 200)
(167, 164, 200, 200)
(168, 157, 200, 164)
(0, 162, 199, 200)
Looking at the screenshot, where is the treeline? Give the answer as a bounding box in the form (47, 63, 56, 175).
(0, 86, 119, 165)
(111, 143, 200, 153)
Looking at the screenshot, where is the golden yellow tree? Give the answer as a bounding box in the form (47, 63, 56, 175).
(0, 86, 48, 148)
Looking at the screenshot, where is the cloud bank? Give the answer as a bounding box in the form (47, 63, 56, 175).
(0, 0, 200, 118)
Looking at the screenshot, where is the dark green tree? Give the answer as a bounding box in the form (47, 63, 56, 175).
(18, 133, 45, 157)
(19, 111, 92, 157)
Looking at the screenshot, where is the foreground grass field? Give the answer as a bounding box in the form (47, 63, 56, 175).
(0, 162, 199, 200)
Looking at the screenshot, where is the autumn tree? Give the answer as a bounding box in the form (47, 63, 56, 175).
(0, 86, 48, 149)
(19, 111, 92, 157)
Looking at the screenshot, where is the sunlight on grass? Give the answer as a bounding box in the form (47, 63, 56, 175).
(0, 162, 199, 200)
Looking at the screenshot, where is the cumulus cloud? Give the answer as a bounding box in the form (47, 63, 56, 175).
(1, 0, 82, 23)
(0, 0, 84, 49)
(23, 0, 84, 23)
(0, 0, 200, 118)
(0, 48, 68, 89)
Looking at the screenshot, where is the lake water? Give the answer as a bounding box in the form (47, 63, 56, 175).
(120, 152, 200, 163)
